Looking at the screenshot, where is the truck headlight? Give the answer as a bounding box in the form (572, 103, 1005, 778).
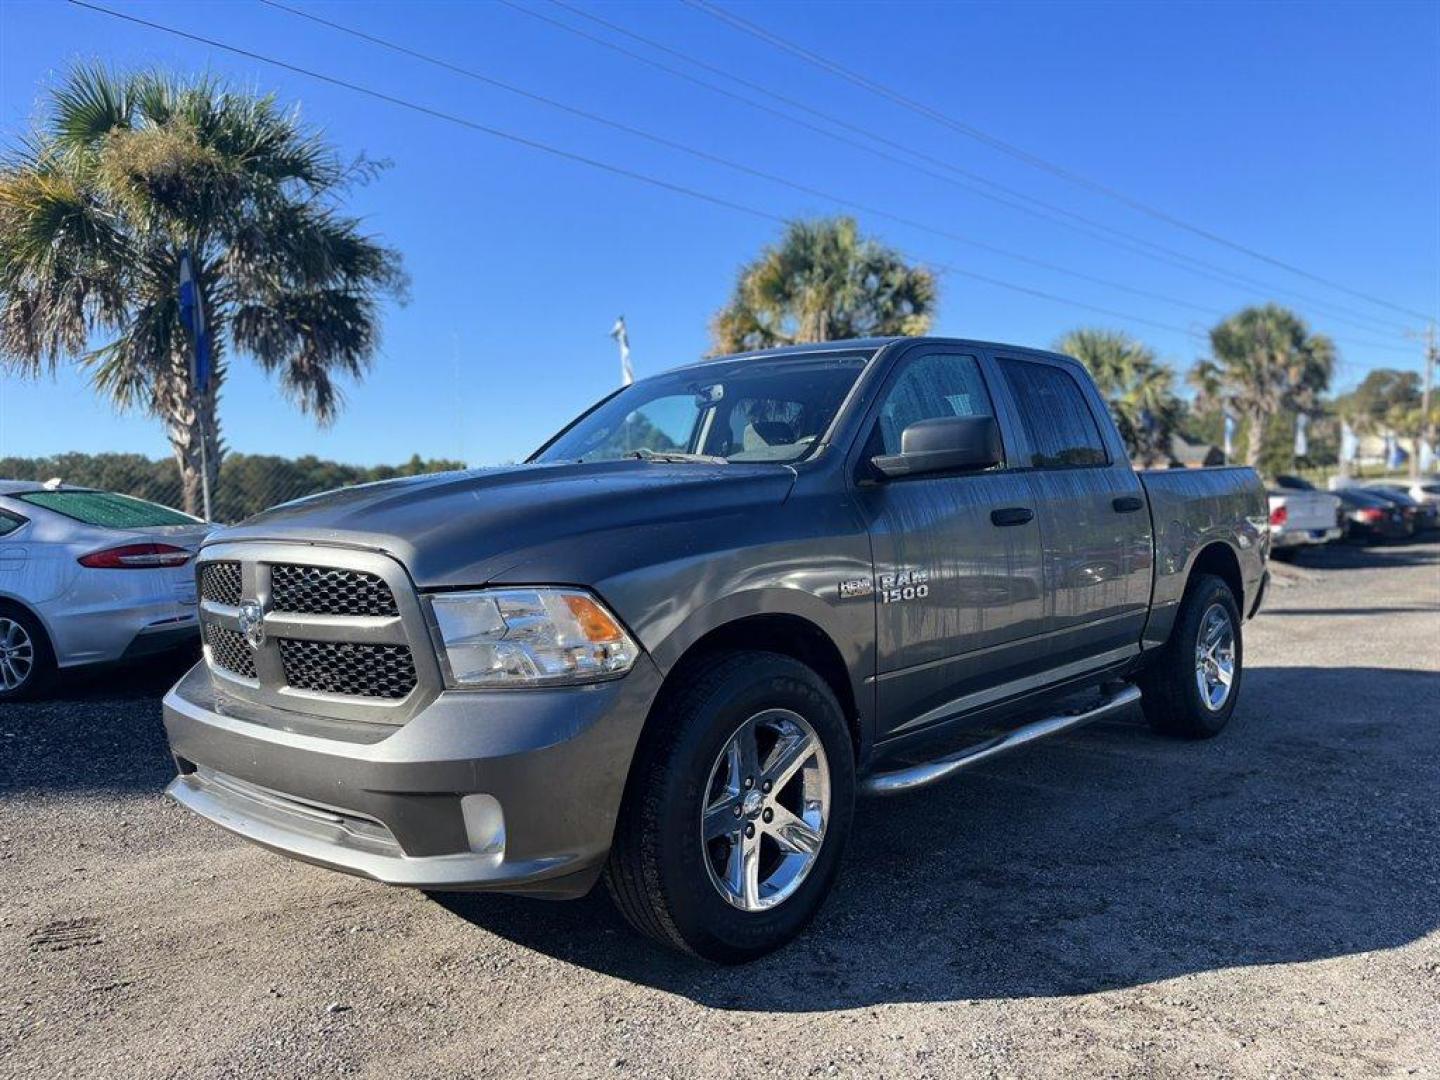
(428, 588, 639, 687)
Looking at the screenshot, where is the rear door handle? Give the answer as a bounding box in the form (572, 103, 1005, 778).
(990, 507, 1035, 527)
(1112, 496, 1144, 513)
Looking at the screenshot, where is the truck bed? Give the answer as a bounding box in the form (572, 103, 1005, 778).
(1138, 466, 1269, 645)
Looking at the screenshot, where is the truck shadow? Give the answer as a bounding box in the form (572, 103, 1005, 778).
(432, 663, 1440, 1010)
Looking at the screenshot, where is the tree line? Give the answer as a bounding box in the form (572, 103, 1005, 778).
(0, 452, 464, 522)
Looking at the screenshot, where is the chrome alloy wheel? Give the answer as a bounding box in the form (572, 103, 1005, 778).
(0, 617, 35, 691)
(1194, 602, 1236, 711)
(701, 708, 831, 912)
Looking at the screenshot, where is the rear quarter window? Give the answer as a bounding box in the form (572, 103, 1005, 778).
(0, 511, 27, 536)
(17, 491, 197, 528)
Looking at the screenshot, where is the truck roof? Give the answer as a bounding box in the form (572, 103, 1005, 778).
(696, 336, 1075, 370)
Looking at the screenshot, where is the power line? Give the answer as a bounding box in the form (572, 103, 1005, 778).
(523, 0, 1410, 339)
(64, 0, 783, 227)
(62, 0, 1397, 377)
(262, 0, 1412, 356)
(256, 0, 1239, 322)
(684, 0, 1435, 325)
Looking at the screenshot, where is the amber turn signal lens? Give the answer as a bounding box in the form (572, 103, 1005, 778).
(563, 593, 625, 642)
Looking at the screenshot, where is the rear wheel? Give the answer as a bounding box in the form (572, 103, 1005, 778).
(1140, 573, 1242, 739)
(605, 651, 855, 963)
(0, 604, 55, 702)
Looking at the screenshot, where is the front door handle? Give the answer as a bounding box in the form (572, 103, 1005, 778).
(991, 506, 1035, 527)
(1112, 495, 1145, 513)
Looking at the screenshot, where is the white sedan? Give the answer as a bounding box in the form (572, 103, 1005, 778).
(0, 482, 210, 699)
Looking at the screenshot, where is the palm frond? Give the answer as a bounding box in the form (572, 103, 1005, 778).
(48, 64, 132, 151)
(709, 216, 934, 353)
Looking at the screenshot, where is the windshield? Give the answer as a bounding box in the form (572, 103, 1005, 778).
(18, 490, 199, 528)
(533, 354, 870, 465)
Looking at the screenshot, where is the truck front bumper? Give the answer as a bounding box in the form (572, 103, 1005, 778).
(161, 657, 663, 897)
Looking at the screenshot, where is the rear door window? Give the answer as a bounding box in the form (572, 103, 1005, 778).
(16, 491, 197, 528)
(998, 359, 1108, 468)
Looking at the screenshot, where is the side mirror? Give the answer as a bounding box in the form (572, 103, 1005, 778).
(870, 415, 1002, 480)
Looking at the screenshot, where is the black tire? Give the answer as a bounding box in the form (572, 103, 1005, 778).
(1139, 573, 1242, 739)
(0, 602, 56, 702)
(604, 650, 855, 963)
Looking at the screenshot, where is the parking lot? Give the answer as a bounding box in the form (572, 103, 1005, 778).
(2, 540, 1437, 1080)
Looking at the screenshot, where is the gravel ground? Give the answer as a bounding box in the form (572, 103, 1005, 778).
(3, 540, 1438, 1080)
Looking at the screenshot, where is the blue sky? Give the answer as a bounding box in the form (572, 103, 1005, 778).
(1, 0, 1436, 467)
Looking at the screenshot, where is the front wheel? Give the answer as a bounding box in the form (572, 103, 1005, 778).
(604, 651, 855, 963)
(1139, 573, 1243, 739)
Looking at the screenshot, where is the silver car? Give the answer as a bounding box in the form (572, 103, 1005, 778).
(0, 482, 210, 699)
(1366, 477, 1440, 511)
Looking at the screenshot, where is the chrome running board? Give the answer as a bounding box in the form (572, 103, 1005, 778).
(860, 684, 1142, 796)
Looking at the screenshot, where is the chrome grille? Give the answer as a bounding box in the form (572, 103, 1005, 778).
(195, 543, 440, 724)
(203, 622, 257, 679)
(199, 561, 242, 606)
(278, 639, 417, 699)
(271, 564, 398, 617)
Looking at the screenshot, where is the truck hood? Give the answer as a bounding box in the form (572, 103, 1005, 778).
(207, 460, 797, 587)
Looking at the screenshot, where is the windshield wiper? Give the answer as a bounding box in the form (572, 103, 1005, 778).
(629, 447, 729, 465)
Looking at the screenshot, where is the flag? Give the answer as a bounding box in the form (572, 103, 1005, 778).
(1385, 434, 1407, 471)
(609, 315, 633, 386)
(1294, 413, 1308, 458)
(1222, 412, 1236, 461)
(1340, 420, 1358, 464)
(178, 249, 212, 395)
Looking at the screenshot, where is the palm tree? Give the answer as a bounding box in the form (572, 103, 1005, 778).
(1190, 304, 1334, 469)
(1056, 328, 1179, 465)
(0, 67, 405, 514)
(710, 216, 935, 354)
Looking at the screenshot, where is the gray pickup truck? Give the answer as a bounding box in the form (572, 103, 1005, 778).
(163, 337, 1267, 962)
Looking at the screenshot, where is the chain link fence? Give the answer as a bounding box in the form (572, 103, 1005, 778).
(0, 452, 467, 524)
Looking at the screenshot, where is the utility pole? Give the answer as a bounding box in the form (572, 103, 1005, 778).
(1407, 323, 1437, 479)
(1423, 323, 1436, 478)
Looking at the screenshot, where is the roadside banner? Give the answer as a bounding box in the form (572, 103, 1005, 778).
(1222, 412, 1235, 461)
(1294, 413, 1308, 458)
(177, 248, 214, 521)
(610, 316, 634, 386)
(177, 249, 212, 395)
(1385, 433, 1407, 470)
(1340, 421, 1358, 464)
(1422, 441, 1437, 473)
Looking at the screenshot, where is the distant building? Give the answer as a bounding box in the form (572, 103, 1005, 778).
(1164, 435, 1225, 469)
